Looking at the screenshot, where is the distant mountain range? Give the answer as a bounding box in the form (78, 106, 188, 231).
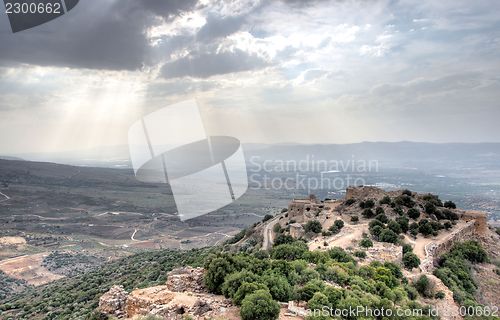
(3, 141, 500, 169)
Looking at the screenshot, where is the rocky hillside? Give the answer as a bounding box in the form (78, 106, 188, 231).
(1, 187, 498, 320)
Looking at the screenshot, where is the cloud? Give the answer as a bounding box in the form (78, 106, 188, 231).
(0, 0, 199, 70)
(160, 49, 268, 78)
(196, 14, 247, 42)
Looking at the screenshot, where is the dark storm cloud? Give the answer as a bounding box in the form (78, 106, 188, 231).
(160, 49, 268, 79)
(196, 14, 246, 42)
(0, 0, 198, 70)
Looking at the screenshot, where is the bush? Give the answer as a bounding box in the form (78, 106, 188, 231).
(369, 225, 383, 238)
(402, 244, 413, 254)
(334, 220, 344, 229)
(271, 242, 307, 261)
(408, 208, 420, 220)
(379, 229, 399, 244)
(375, 206, 385, 215)
(359, 199, 375, 209)
(375, 214, 389, 224)
(273, 224, 283, 233)
(388, 220, 402, 234)
(354, 251, 366, 259)
(274, 234, 295, 246)
(403, 253, 420, 270)
(422, 194, 443, 207)
(418, 220, 434, 236)
(263, 214, 273, 222)
(240, 290, 280, 320)
(402, 189, 413, 196)
(304, 220, 323, 234)
(262, 274, 292, 302)
(379, 196, 392, 205)
(328, 247, 354, 263)
(308, 292, 329, 310)
(350, 216, 359, 223)
(205, 257, 234, 294)
(359, 238, 373, 248)
(396, 216, 409, 233)
(444, 200, 457, 209)
(344, 198, 356, 206)
(394, 195, 415, 208)
(222, 270, 261, 298)
(296, 279, 325, 301)
(233, 282, 269, 305)
(414, 275, 434, 298)
(435, 291, 445, 299)
(362, 208, 375, 218)
(424, 202, 436, 215)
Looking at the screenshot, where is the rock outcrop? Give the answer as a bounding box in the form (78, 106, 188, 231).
(166, 266, 206, 293)
(99, 285, 128, 318)
(99, 267, 238, 319)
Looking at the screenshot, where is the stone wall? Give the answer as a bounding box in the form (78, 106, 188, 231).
(420, 219, 479, 273)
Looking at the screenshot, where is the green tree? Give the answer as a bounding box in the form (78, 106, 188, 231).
(271, 242, 307, 261)
(240, 290, 280, 320)
(379, 229, 399, 244)
(205, 257, 234, 294)
(308, 292, 330, 310)
(360, 238, 373, 248)
(234, 282, 269, 305)
(222, 270, 261, 299)
(407, 208, 420, 220)
(262, 273, 292, 302)
(403, 253, 421, 270)
(304, 220, 323, 234)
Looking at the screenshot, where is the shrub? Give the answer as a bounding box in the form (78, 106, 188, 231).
(360, 238, 373, 248)
(402, 189, 413, 196)
(435, 291, 445, 299)
(362, 208, 375, 218)
(334, 220, 344, 229)
(205, 257, 234, 294)
(240, 290, 280, 320)
(350, 216, 359, 223)
(424, 202, 436, 215)
(308, 292, 330, 310)
(375, 214, 388, 224)
(369, 225, 383, 238)
(414, 275, 434, 298)
(379, 229, 399, 244)
(388, 220, 402, 234)
(328, 247, 354, 263)
(261, 273, 293, 302)
(379, 196, 392, 205)
(359, 199, 375, 209)
(296, 279, 325, 301)
(304, 220, 323, 234)
(222, 270, 261, 298)
(273, 224, 283, 234)
(233, 282, 269, 305)
(403, 253, 421, 270)
(271, 242, 307, 261)
(394, 195, 415, 208)
(274, 234, 295, 246)
(422, 194, 443, 207)
(418, 220, 434, 236)
(402, 244, 413, 254)
(354, 251, 366, 259)
(396, 216, 409, 233)
(375, 206, 385, 215)
(328, 226, 339, 235)
(344, 198, 356, 206)
(263, 214, 273, 222)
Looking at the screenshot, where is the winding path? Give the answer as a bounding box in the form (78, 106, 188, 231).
(262, 217, 280, 251)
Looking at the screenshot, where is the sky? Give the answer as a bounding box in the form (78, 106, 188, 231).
(0, 0, 500, 155)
